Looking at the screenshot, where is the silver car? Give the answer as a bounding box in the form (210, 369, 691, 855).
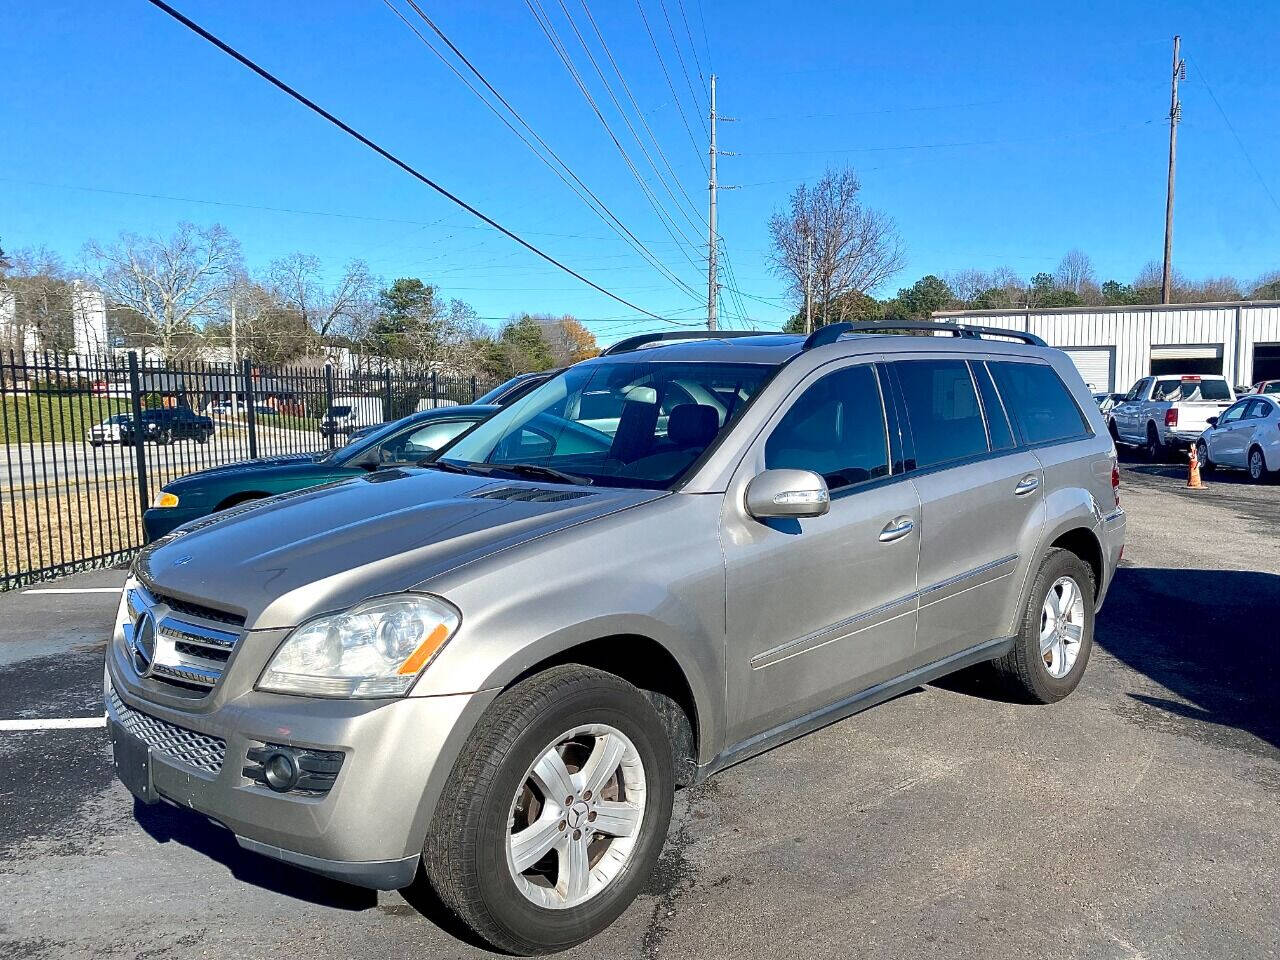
(106, 322, 1125, 954)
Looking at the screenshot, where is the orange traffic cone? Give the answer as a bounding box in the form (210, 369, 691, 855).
(1187, 443, 1205, 489)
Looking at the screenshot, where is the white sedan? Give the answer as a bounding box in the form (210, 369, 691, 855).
(1195, 394, 1280, 482)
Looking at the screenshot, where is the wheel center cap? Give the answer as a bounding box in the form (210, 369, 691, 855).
(566, 800, 590, 829)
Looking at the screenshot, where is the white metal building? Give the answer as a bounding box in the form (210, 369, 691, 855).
(933, 300, 1280, 393)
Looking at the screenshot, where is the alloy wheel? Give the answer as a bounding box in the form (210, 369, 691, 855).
(506, 723, 647, 910)
(1040, 576, 1085, 679)
(1250, 449, 1264, 481)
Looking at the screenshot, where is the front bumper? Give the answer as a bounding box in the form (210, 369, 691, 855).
(105, 649, 497, 889)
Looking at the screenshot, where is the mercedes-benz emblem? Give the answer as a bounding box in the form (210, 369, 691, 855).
(131, 611, 158, 678)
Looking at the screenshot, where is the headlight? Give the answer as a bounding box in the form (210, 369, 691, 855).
(152, 491, 179, 508)
(258, 594, 461, 698)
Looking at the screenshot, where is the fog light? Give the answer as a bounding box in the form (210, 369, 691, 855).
(262, 751, 300, 792)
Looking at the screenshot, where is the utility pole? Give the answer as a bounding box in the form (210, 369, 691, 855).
(707, 73, 718, 331)
(804, 230, 814, 335)
(1162, 35, 1184, 305)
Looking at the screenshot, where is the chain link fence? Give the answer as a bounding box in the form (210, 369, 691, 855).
(0, 351, 496, 590)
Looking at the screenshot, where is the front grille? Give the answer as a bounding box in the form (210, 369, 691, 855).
(123, 587, 243, 696)
(109, 686, 225, 775)
(471, 485, 593, 503)
(147, 589, 245, 627)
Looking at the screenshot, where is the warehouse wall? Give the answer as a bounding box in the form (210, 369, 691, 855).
(934, 301, 1280, 390)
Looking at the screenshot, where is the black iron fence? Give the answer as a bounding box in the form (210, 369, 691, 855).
(0, 351, 496, 590)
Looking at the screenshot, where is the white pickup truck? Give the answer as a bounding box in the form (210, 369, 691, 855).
(1110, 373, 1236, 460)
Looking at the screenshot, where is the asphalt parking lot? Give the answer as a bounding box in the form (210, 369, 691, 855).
(2, 460, 1277, 960)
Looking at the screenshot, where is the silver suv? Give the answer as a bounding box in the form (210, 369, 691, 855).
(107, 322, 1126, 954)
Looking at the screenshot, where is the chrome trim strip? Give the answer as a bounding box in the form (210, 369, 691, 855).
(158, 618, 237, 651)
(151, 662, 219, 687)
(750, 553, 1019, 670)
(919, 553, 1017, 597)
(751, 592, 918, 669)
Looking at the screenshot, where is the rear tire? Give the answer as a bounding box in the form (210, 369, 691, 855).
(1248, 446, 1269, 483)
(424, 665, 674, 955)
(1144, 423, 1165, 463)
(993, 548, 1096, 704)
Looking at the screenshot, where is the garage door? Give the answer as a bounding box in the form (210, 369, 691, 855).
(1149, 344, 1223, 376)
(1064, 347, 1114, 392)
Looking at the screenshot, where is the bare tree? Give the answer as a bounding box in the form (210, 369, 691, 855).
(267, 254, 375, 354)
(768, 167, 905, 327)
(1054, 249, 1096, 295)
(945, 269, 992, 305)
(84, 222, 241, 359)
(1, 247, 75, 354)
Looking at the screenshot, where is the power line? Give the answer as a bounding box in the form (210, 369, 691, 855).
(1190, 58, 1280, 218)
(141, 0, 671, 322)
(574, 0, 708, 229)
(383, 0, 703, 304)
(523, 0, 706, 264)
(657, 0, 707, 131)
(673, 0, 706, 86)
(634, 0, 707, 169)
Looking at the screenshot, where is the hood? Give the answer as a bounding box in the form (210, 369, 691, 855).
(166, 451, 329, 487)
(137, 469, 665, 629)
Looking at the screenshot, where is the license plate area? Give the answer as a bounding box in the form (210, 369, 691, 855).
(110, 719, 157, 804)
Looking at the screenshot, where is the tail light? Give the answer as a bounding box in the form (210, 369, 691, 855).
(1112, 463, 1121, 506)
(1165, 409, 1179, 427)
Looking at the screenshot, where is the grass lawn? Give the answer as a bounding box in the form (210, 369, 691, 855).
(1, 394, 130, 445)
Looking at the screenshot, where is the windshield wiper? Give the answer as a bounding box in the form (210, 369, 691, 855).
(492, 463, 593, 486)
(416, 458, 478, 473)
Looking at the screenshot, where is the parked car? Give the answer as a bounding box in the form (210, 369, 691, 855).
(141, 403, 499, 541)
(344, 370, 564, 446)
(475, 367, 564, 406)
(119, 407, 215, 446)
(87, 414, 130, 446)
(1092, 392, 1126, 426)
(1108, 373, 1235, 460)
(1195, 394, 1280, 482)
(108, 322, 1125, 954)
(320, 395, 385, 438)
(1250, 379, 1280, 396)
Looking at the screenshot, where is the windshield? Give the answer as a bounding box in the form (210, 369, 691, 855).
(1153, 378, 1232, 402)
(441, 360, 774, 489)
(1262, 382, 1280, 395)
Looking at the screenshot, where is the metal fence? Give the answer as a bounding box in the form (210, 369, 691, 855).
(0, 350, 496, 590)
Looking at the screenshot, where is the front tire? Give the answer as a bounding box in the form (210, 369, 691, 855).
(1195, 439, 1215, 474)
(424, 665, 674, 955)
(994, 548, 1096, 703)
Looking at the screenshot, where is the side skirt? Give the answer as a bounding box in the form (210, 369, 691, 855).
(696, 635, 1015, 783)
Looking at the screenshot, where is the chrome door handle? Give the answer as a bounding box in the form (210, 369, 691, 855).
(1014, 474, 1040, 496)
(879, 516, 915, 543)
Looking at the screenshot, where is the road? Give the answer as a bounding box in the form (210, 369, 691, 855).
(1, 462, 1276, 959)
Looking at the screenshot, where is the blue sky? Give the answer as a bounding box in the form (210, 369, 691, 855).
(3, 1, 1278, 344)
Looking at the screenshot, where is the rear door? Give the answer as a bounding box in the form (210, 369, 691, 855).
(890, 357, 1045, 665)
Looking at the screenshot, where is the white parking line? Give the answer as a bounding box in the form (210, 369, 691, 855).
(0, 716, 107, 731)
(22, 588, 122, 595)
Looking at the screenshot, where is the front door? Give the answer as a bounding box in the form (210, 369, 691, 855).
(721, 360, 922, 748)
(1210, 399, 1252, 466)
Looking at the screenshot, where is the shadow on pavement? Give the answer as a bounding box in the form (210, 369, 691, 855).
(132, 798, 377, 910)
(1096, 566, 1280, 754)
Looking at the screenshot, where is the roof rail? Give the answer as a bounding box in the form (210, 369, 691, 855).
(802, 320, 1046, 350)
(600, 330, 776, 356)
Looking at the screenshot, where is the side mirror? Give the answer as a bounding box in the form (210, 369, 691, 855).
(745, 469, 831, 520)
(1206, 416, 1219, 428)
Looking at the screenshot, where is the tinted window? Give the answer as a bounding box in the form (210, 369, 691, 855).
(1247, 399, 1272, 419)
(973, 362, 1016, 451)
(1262, 382, 1280, 395)
(765, 364, 888, 491)
(1153, 378, 1232, 401)
(380, 419, 476, 462)
(990, 361, 1090, 444)
(894, 360, 989, 468)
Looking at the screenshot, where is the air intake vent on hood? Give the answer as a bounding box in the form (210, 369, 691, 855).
(472, 485, 593, 503)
